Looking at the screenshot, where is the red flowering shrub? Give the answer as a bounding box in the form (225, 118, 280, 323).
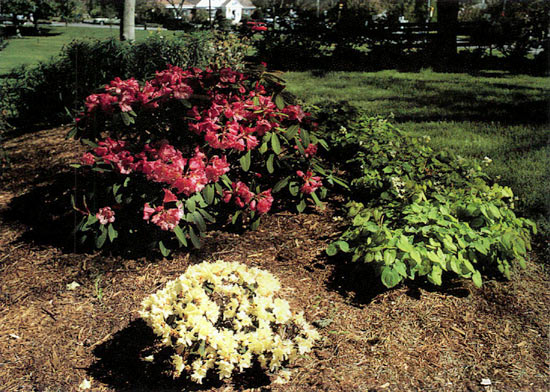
(70, 64, 329, 255)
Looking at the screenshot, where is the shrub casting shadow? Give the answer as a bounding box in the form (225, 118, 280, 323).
(3, 171, 78, 251)
(325, 255, 474, 306)
(324, 255, 389, 306)
(89, 319, 271, 391)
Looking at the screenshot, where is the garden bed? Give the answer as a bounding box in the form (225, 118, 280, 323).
(0, 126, 548, 391)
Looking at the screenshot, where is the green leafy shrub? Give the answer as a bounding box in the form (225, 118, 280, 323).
(324, 113, 536, 289)
(70, 65, 328, 255)
(0, 31, 248, 127)
(140, 260, 320, 384)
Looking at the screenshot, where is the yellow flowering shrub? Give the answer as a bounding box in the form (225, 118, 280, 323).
(140, 260, 320, 384)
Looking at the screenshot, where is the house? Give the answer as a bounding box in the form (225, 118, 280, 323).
(160, 0, 256, 24)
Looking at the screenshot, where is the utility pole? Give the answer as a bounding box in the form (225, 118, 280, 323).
(120, 0, 135, 42)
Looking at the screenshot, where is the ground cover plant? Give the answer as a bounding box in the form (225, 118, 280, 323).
(320, 111, 536, 289)
(70, 64, 327, 256)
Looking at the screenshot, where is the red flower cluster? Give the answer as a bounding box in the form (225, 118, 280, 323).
(297, 170, 323, 195)
(223, 181, 273, 215)
(96, 206, 115, 225)
(88, 139, 230, 197)
(83, 65, 195, 115)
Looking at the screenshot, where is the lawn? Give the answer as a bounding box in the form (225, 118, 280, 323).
(0, 25, 163, 74)
(284, 70, 550, 236)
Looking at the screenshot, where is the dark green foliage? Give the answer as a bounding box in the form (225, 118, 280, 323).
(320, 105, 536, 289)
(0, 32, 222, 127)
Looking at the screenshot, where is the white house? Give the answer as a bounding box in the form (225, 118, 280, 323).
(161, 0, 256, 24)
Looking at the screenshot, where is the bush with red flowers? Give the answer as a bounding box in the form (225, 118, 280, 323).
(70, 64, 330, 255)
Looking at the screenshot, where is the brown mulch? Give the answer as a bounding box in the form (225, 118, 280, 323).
(0, 126, 548, 392)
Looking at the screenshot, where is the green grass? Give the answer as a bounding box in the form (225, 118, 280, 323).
(0, 26, 166, 74)
(284, 70, 550, 235)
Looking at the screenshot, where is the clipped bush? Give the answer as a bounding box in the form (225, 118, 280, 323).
(323, 111, 536, 289)
(0, 31, 249, 127)
(140, 260, 320, 383)
(70, 65, 328, 255)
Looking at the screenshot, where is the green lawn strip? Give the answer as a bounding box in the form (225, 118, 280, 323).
(284, 70, 550, 235)
(0, 26, 162, 74)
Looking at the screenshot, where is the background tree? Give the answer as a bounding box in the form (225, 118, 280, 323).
(54, 0, 85, 25)
(135, 0, 166, 24)
(121, 0, 135, 41)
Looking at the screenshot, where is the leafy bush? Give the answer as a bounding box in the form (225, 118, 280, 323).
(140, 260, 320, 384)
(0, 31, 250, 127)
(323, 110, 536, 289)
(70, 65, 328, 255)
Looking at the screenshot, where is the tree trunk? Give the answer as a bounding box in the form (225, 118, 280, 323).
(120, 0, 136, 42)
(436, 0, 459, 66)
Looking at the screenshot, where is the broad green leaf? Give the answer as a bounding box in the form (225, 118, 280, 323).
(275, 94, 285, 110)
(193, 211, 206, 232)
(186, 198, 196, 213)
(311, 192, 324, 209)
(273, 177, 290, 193)
(410, 248, 422, 264)
(336, 241, 350, 253)
(189, 227, 201, 249)
(202, 185, 215, 205)
(381, 267, 401, 288)
(428, 265, 442, 285)
(107, 224, 118, 242)
(120, 111, 133, 126)
(271, 133, 281, 155)
(301, 127, 310, 146)
(393, 260, 408, 277)
(173, 226, 188, 247)
(96, 230, 107, 249)
(397, 235, 414, 253)
(297, 199, 306, 213)
(231, 210, 241, 225)
(285, 124, 299, 140)
(250, 218, 260, 231)
(383, 249, 396, 265)
(159, 241, 170, 257)
(289, 181, 299, 197)
(472, 270, 482, 288)
(239, 150, 251, 172)
(266, 154, 275, 173)
(326, 243, 338, 256)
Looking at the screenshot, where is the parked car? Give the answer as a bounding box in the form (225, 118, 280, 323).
(246, 21, 267, 32)
(85, 17, 120, 25)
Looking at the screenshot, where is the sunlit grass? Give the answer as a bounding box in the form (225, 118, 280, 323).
(285, 70, 550, 234)
(0, 26, 166, 74)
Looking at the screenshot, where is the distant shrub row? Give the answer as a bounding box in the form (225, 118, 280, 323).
(0, 31, 250, 128)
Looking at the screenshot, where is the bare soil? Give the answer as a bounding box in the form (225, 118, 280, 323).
(0, 127, 548, 392)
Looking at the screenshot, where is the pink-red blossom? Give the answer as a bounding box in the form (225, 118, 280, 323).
(96, 206, 115, 225)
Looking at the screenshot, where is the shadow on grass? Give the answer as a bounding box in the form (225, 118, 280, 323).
(88, 319, 271, 391)
(2, 26, 61, 37)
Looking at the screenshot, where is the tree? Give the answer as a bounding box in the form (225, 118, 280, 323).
(0, 0, 56, 35)
(120, 0, 135, 41)
(164, 0, 187, 19)
(135, 0, 166, 24)
(54, 0, 84, 25)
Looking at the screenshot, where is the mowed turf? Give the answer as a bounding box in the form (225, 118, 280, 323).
(284, 70, 550, 235)
(0, 25, 163, 74)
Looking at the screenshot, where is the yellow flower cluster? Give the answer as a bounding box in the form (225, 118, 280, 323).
(140, 260, 319, 384)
